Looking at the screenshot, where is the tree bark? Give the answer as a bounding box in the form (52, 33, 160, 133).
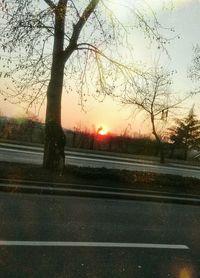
(184, 145, 188, 161)
(159, 141, 165, 164)
(43, 2, 66, 172)
(169, 144, 175, 159)
(43, 56, 66, 171)
(151, 113, 165, 163)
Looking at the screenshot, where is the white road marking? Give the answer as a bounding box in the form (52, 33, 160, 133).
(0, 241, 189, 249)
(0, 147, 43, 156)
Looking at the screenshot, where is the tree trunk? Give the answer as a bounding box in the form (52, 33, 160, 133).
(151, 113, 165, 163)
(43, 3, 66, 172)
(159, 141, 165, 164)
(169, 144, 175, 159)
(184, 145, 188, 161)
(42, 0, 100, 171)
(90, 135, 95, 150)
(43, 57, 66, 172)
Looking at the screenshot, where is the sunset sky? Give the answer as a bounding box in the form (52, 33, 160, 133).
(1, 0, 200, 135)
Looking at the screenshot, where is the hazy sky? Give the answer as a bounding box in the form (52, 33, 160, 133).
(1, 0, 200, 135)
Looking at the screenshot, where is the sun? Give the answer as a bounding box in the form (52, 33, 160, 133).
(97, 126, 108, 136)
(98, 129, 108, 136)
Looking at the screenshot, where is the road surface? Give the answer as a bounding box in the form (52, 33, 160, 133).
(0, 144, 200, 179)
(0, 191, 199, 277)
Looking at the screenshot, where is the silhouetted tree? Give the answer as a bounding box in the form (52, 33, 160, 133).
(122, 66, 178, 163)
(0, 0, 175, 170)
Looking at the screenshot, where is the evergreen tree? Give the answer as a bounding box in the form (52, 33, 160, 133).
(169, 109, 200, 160)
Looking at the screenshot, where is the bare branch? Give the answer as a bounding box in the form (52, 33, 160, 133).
(43, 0, 56, 10)
(69, 0, 81, 18)
(64, 0, 100, 61)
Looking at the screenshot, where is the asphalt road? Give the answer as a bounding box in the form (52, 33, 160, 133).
(0, 192, 199, 277)
(1, 145, 200, 179)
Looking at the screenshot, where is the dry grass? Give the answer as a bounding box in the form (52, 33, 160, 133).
(0, 161, 200, 196)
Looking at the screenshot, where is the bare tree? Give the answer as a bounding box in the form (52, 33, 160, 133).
(0, 0, 175, 171)
(122, 66, 178, 163)
(189, 45, 200, 100)
(190, 45, 200, 83)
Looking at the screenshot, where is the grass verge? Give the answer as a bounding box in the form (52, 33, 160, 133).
(0, 161, 200, 196)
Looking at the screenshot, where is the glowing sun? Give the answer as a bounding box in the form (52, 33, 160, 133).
(97, 126, 108, 136)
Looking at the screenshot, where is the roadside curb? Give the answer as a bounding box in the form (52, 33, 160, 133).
(1, 181, 200, 206)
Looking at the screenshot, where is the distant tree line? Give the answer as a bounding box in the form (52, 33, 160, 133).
(67, 129, 159, 156)
(1, 111, 200, 161)
(0, 115, 44, 144)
